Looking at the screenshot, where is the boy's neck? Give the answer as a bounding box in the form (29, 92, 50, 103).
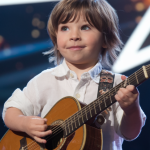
(65, 60, 98, 81)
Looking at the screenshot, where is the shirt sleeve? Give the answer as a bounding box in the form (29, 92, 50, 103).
(2, 75, 41, 121)
(113, 73, 147, 141)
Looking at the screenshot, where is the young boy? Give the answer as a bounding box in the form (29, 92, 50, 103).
(2, 0, 146, 150)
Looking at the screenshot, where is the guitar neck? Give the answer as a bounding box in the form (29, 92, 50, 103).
(63, 65, 150, 137)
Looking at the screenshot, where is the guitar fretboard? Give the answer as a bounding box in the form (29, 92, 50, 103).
(62, 65, 150, 137)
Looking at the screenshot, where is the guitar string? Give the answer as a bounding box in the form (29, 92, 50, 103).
(23, 66, 150, 150)
(23, 67, 148, 150)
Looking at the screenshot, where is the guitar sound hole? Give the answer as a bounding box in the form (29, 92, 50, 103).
(44, 124, 64, 150)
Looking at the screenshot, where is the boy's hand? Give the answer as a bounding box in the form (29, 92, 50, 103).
(115, 75, 139, 115)
(22, 116, 52, 143)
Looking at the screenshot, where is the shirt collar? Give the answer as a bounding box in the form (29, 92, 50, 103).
(51, 59, 102, 83)
(51, 59, 70, 77)
(88, 61, 102, 83)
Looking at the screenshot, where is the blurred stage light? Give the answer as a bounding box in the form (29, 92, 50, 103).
(32, 18, 45, 29)
(31, 29, 40, 38)
(143, 0, 150, 7)
(135, 16, 142, 23)
(0, 40, 53, 61)
(0, 0, 59, 6)
(135, 2, 145, 11)
(112, 7, 150, 73)
(32, 18, 40, 27)
(3, 49, 11, 56)
(38, 21, 45, 29)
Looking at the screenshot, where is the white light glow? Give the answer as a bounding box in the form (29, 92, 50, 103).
(112, 7, 150, 73)
(0, 0, 59, 6)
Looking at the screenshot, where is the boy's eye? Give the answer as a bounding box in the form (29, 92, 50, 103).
(81, 25, 90, 30)
(61, 26, 69, 31)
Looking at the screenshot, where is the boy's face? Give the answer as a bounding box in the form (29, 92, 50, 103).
(56, 15, 105, 67)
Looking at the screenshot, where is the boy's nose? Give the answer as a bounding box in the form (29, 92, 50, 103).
(70, 30, 81, 41)
(70, 37, 80, 41)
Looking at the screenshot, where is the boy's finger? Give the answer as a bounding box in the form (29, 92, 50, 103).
(34, 136, 47, 144)
(121, 75, 126, 81)
(43, 118, 47, 123)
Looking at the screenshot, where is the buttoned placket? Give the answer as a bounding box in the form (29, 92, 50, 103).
(73, 73, 91, 102)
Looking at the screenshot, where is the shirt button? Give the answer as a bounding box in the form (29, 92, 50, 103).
(70, 73, 74, 78)
(75, 93, 80, 99)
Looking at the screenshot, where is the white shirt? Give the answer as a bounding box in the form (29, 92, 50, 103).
(2, 59, 146, 150)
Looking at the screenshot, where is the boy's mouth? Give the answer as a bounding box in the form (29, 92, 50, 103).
(67, 46, 85, 50)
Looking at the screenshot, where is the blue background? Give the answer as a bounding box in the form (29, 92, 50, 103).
(0, 0, 150, 149)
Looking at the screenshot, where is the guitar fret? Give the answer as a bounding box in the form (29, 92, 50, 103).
(70, 119, 73, 132)
(68, 121, 71, 134)
(89, 104, 92, 117)
(85, 105, 92, 120)
(95, 100, 100, 113)
(71, 118, 76, 132)
(75, 116, 79, 128)
(109, 91, 112, 103)
(90, 103, 96, 116)
(126, 78, 129, 86)
(84, 108, 88, 120)
(135, 72, 139, 84)
(128, 77, 130, 85)
(102, 95, 107, 107)
(143, 66, 148, 79)
(74, 115, 77, 129)
(64, 123, 67, 136)
(65, 122, 70, 134)
(67, 126, 69, 136)
(77, 112, 80, 126)
(98, 98, 102, 111)
(81, 109, 87, 123)
(78, 111, 83, 125)
(80, 111, 84, 123)
(93, 102, 97, 114)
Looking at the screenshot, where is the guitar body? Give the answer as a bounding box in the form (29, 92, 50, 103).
(0, 97, 103, 150)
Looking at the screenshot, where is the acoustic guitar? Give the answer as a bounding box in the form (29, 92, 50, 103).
(0, 65, 150, 150)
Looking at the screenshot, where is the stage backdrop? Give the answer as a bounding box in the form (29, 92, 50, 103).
(0, 0, 150, 149)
